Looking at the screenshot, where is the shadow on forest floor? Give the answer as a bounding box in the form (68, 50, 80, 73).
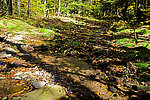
(0, 16, 150, 99)
(0, 38, 102, 100)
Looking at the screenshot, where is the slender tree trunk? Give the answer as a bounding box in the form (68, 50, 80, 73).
(0, 0, 1, 8)
(45, 0, 49, 17)
(44, 0, 46, 17)
(30, 0, 32, 17)
(66, 0, 69, 14)
(27, 0, 32, 17)
(10, 0, 13, 15)
(66, 0, 69, 16)
(135, 0, 139, 15)
(54, 0, 55, 13)
(134, 28, 138, 44)
(7, 0, 13, 15)
(78, 0, 82, 15)
(122, 2, 128, 21)
(58, 0, 61, 16)
(145, 0, 148, 13)
(116, 7, 118, 15)
(88, 0, 92, 15)
(17, 0, 21, 17)
(143, 0, 146, 8)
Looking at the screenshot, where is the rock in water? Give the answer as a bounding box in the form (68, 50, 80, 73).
(21, 85, 66, 100)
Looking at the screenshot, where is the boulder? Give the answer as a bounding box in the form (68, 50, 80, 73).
(21, 85, 66, 100)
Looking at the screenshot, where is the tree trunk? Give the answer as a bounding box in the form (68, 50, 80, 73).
(135, 0, 139, 15)
(7, 0, 13, 15)
(58, 0, 61, 16)
(134, 28, 138, 44)
(66, 0, 69, 16)
(17, 0, 21, 17)
(0, 0, 1, 8)
(30, 0, 32, 17)
(45, 0, 49, 17)
(28, 0, 30, 17)
(10, 0, 13, 15)
(121, 2, 128, 21)
(54, 0, 55, 13)
(78, 0, 82, 15)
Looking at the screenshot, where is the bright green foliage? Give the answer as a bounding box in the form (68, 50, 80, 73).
(1, 0, 149, 22)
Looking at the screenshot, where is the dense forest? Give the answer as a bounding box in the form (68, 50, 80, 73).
(0, 0, 150, 19)
(0, 0, 150, 100)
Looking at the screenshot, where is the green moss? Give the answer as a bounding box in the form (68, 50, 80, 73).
(40, 28, 49, 33)
(113, 38, 133, 44)
(146, 44, 150, 50)
(19, 40, 27, 43)
(135, 62, 150, 72)
(121, 29, 132, 33)
(11, 46, 17, 50)
(122, 43, 133, 47)
(135, 63, 150, 68)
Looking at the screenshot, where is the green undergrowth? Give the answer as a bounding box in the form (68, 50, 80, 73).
(135, 62, 150, 70)
(0, 17, 55, 39)
(0, 18, 34, 32)
(114, 28, 150, 36)
(113, 38, 150, 50)
(112, 23, 150, 50)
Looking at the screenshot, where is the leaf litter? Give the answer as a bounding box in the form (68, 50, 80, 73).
(0, 17, 149, 99)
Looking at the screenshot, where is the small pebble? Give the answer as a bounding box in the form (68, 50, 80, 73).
(33, 81, 46, 88)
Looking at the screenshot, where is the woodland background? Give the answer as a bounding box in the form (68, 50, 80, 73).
(0, 0, 150, 100)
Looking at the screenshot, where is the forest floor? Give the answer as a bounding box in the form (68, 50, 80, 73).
(0, 16, 150, 100)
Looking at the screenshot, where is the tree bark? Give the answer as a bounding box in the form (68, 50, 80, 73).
(17, 0, 21, 17)
(7, 0, 13, 15)
(45, 0, 49, 17)
(66, 0, 69, 16)
(54, 0, 55, 13)
(28, 0, 33, 17)
(121, 2, 128, 21)
(28, 0, 30, 17)
(58, 0, 61, 16)
(78, 0, 82, 15)
(0, 0, 1, 8)
(44, 0, 47, 17)
(135, 0, 139, 15)
(30, 0, 32, 17)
